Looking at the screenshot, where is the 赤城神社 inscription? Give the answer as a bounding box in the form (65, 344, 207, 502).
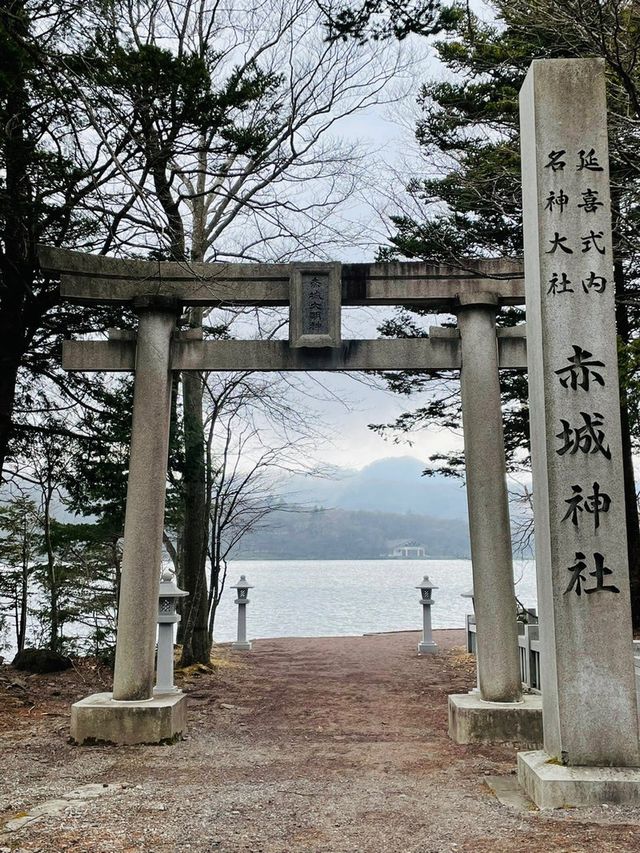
(520, 58, 640, 768)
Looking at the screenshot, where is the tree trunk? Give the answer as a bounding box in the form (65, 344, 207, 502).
(0, 345, 23, 480)
(17, 509, 29, 651)
(0, 2, 33, 480)
(614, 259, 640, 629)
(18, 561, 28, 652)
(207, 514, 224, 641)
(42, 479, 59, 651)
(179, 308, 211, 666)
(179, 148, 212, 665)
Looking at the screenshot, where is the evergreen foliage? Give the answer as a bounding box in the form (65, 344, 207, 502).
(0, 494, 119, 659)
(323, 0, 451, 42)
(373, 0, 640, 622)
(374, 0, 640, 474)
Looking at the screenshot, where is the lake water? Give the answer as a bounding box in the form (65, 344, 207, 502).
(1, 559, 538, 657)
(212, 559, 538, 643)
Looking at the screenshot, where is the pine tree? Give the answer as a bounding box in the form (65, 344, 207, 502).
(375, 0, 640, 623)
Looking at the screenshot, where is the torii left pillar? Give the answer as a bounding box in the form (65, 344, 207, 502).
(71, 298, 187, 745)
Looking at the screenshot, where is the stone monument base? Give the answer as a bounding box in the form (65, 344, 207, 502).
(518, 750, 640, 809)
(417, 640, 438, 654)
(232, 641, 252, 651)
(448, 693, 542, 747)
(70, 692, 187, 745)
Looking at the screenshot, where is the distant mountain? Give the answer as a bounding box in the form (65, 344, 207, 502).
(231, 506, 470, 560)
(234, 457, 471, 559)
(280, 456, 468, 520)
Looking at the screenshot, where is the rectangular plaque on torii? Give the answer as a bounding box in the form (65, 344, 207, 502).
(289, 263, 342, 348)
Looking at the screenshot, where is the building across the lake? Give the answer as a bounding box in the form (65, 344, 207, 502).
(387, 540, 428, 559)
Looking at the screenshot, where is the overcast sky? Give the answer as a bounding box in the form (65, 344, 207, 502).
(310, 371, 464, 471)
(272, 36, 461, 472)
(217, 4, 498, 475)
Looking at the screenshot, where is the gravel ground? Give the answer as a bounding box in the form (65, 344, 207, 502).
(1, 629, 640, 852)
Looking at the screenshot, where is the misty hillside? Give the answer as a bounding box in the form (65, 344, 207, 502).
(231, 507, 471, 560)
(2, 455, 476, 560)
(280, 457, 469, 519)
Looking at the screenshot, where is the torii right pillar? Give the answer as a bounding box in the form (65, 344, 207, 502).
(518, 57, 640, 807)
(448, 293, 543, 747)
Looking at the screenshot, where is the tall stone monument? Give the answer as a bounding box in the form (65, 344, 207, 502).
(518, 58, 640, 807)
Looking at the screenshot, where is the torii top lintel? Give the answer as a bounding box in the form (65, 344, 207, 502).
(38, 246, 524, 309)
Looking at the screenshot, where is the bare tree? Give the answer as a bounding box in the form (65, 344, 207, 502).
(175, 365, 330, 658)
(60, 0, 413, 264)
(4, 0, 413, 663)
(64, 0, 412, 665)
(204, 416, 287, 642)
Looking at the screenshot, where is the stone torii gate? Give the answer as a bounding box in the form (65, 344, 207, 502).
(39, 247, 536, 744)
(33, 58, 640, 811)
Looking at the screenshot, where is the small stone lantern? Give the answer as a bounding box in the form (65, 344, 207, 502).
(231, 575, 253, 651)
(416, 575, 438, 654)
(154, 567, 188, 695)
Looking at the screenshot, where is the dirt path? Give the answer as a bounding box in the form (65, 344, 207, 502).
(1, 630, 640, 852)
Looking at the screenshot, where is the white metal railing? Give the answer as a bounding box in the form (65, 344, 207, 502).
(467, 616, 640, 697)
(466, 615, 540, 692)
(517, 621, 541, 692)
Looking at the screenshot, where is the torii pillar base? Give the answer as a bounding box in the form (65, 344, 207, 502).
(518, 751, 640, 809)
(70, 692, 187, 746)
(448, 693, 542, 748)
